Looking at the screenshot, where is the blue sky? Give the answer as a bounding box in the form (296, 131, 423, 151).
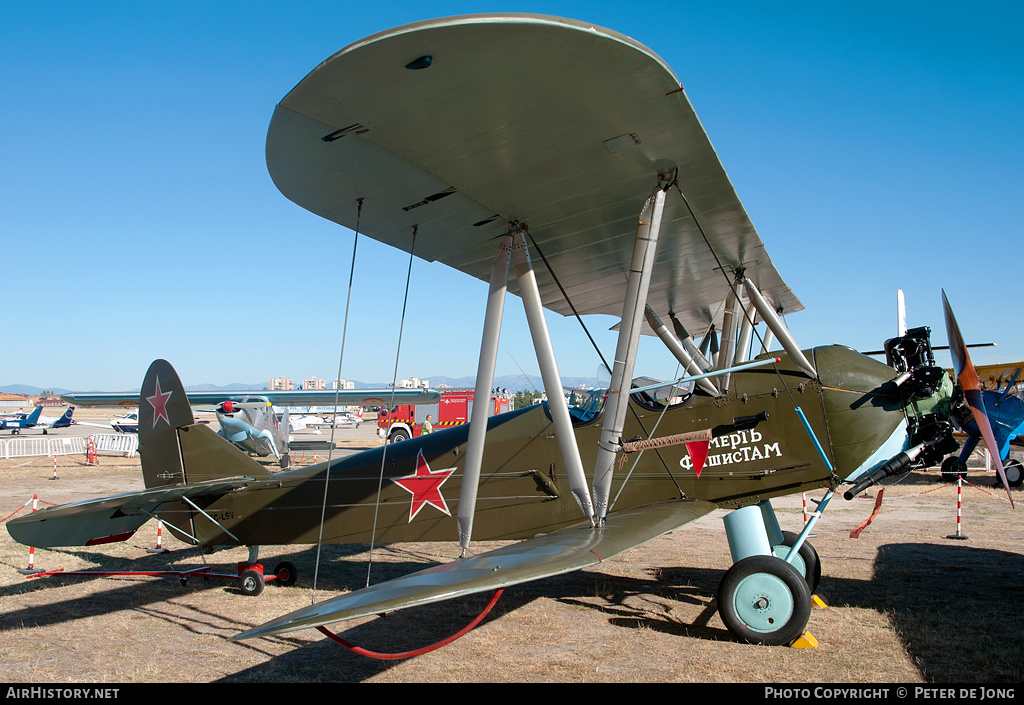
(2, 1, 1021, 392)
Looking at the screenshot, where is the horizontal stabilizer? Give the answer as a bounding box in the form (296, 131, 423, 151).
(235, 498, 717, 640)
(6, 478, 256, 548)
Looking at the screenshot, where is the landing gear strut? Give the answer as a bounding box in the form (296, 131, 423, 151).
(718, 501, 820, 646)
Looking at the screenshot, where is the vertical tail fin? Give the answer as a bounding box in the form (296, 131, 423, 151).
(52, 407, 74, 428)
(139, 359, 196, 489)
(26, 406, 43, 424)
(139, 359, 271, 489)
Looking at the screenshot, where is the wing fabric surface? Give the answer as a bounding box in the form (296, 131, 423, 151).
(235, 498, 717, 640)
(5, 479, 254, 548)
(266, 14, 802, 335)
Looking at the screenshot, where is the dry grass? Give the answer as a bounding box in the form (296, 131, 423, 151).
(1, 421, 1021, 683)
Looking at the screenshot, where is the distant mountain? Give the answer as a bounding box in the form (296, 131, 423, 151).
(2, 374, 602, 397)
(424, 374, 602, 392)
(0, 385, 76, 396)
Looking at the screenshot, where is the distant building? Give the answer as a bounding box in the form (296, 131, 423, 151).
(302, 377, 327, 390)
(333, 379, 355, 390)
(0, 393, 30, 410)
(270, 376, 294, 390)
(397, 377, 429, 389)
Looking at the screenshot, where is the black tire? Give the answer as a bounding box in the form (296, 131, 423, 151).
(273, 561, 298, 587)
(941, 456, 968, 480)
(773, 531, 821, 594)
(389, 428, 410, 444)
(1002, 459, 1023, 488)
(239, 568, 265, 597)
(717, 555, 812, 646)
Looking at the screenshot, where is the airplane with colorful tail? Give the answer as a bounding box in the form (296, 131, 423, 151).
(6, 15, 1016, 653)
(0, 406, 75, 434)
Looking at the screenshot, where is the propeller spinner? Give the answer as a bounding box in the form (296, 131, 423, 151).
(943, 290, 1015, 508)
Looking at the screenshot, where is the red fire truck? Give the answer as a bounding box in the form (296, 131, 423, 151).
(377, 389, 513, 442)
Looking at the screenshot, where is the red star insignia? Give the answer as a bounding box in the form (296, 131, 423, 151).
(146, 377, 173, 429)
(391, 449, 456, 521)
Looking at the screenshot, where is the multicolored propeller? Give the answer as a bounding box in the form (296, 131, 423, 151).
(942, 290, 1015, 508)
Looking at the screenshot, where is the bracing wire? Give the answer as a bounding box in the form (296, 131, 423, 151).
(670, 182, 801, 409)
(608, 361, 684, 512)
(525, 194, 680, 486)
(367, 225, 418, 588)
(311, 198, 363, 605)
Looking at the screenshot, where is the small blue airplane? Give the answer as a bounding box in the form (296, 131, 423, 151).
(0, 406, 75, 435)
(942, 360, 1024, 488)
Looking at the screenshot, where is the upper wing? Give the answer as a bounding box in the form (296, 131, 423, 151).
(235, 498, 717, 640)
(60, 387, 440, 408)
(266, 14, 801, 335)
(5, 478, 255, 548)
(971, 361, 1024, 391)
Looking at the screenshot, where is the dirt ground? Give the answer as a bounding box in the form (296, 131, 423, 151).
(1, 412, 1021, 684)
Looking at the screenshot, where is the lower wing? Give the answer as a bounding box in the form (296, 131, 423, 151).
(235, 498, 718, 640)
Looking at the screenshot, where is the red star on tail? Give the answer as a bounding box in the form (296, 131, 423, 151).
(391, 449, 456, 521)
(146, 377, 173, 429)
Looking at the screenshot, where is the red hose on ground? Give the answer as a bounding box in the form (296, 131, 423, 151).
(315, 588, 504, 659)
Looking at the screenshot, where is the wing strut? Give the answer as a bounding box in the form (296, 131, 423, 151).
(644, 306, 719, 396)
(593, 184, 668, 520)
(733, 302, 757, 367)
(740, 275, 816, 378)
(458, 226, 597, 552)
(457, 233, 513, 551)
(668, 314, 714, 373)
(512, 228, 596, 521)
(717, 288, 740, 387)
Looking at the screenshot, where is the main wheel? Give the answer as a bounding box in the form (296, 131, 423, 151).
(239, 568, 265, 596)
(717, 555, 812, 646)
(772, 531, 821, 593)
(273, 561, 298, 587)
(1002, 459, 1023, 488)
(941, 456, 968, 480)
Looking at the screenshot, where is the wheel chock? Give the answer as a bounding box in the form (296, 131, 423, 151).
(790, 631, 819, 649)
(812, 594, 828, 608)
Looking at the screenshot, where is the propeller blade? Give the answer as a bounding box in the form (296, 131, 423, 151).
(943, 290, 1014, 508)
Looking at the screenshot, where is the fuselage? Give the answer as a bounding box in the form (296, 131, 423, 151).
(157, 346, 914, 548)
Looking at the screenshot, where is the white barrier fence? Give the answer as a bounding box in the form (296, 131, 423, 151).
(92, 434, 138, 456)
(0, 434, 137, 459)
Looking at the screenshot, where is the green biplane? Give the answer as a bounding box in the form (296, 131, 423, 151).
(7, 14, 1012, 650)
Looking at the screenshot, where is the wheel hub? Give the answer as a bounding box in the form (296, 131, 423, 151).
(733, 573, 794, 633)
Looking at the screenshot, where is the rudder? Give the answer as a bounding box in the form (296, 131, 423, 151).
(139, 359, 271, 489)
(139, 359, 196, 489)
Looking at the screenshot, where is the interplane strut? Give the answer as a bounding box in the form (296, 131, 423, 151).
(592, 185, 668, 521)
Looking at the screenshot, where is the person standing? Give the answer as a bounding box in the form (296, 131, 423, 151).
(422, 413, 433, 434)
